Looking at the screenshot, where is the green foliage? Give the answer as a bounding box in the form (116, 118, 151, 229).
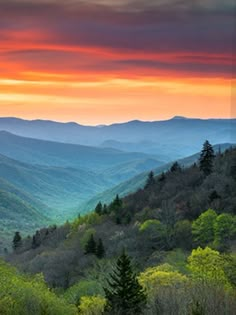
(174, 220, 192, 250)
(78, 295, 106, 315)
(192, 209, 217, 246)
(170, 161, 182, 173)
(139, 265, 188, 295)
(64, 280, 104, 306)
(187, 247, 230, 287)
(72, 212, 102, 230)
(214, 213, 236, 250)
(0, 260, 77, 315)
(199, 140, 215, 176)
(104, 252, 147, 314)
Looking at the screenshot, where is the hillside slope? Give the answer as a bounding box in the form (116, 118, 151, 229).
(81, 143, 235, 212)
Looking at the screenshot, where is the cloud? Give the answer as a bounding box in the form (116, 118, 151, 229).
(0, 0, 235, 81)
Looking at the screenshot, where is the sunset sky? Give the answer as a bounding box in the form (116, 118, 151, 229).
(0, 0, 235, 125)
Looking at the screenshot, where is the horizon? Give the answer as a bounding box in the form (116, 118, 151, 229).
(0, 115, 236, 127)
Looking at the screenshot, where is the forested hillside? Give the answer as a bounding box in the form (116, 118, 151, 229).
(2, 144, 236, 314)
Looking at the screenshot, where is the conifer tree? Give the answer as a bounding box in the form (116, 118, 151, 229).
(170, 161, 182, 173)
(110, 194, 122, 213)
(96, 238, 105, 259)
(104, 251, 147, 315)
(103, 204, 108, 214)
(84, 234, 97, 254)
(199, 140, 215, 176)
(145, 171, 155, 188)
(12, 231, 22, 251)
(95, 201, 103, 215)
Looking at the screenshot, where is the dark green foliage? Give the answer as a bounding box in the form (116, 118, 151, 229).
(192, 302, 205, 315)
(104, 251, 147, 315)
(84, 234, 97, 255)
(109, 194, 123, 213)
(12, 231, 22, 251)
(199, 140, 215, 176)
(95, 201, 103, 215)
(170, 161, 182, 173)
(103, 204, 108, 214)
(96, 238, 105, 259)
(145, 171, 155, 189)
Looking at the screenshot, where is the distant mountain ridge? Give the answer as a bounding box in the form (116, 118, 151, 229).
(0, 117, 235, 159)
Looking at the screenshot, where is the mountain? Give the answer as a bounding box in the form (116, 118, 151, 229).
(0, 131, 160, 171)
(0, 183, 49, 250)
(81, 143, 235, 212)
(0, 117, 235, 158)
(0, 153, 111, 217)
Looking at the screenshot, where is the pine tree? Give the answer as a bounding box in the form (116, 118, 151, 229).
(145, 171, 155, 189)
(12, 231, 22, 251)
(32, 231, 41, 249)
(96, 238, 105, 259)
(199, 140, 215, 176)
(103, 204, 108, 214)
(95, 201, 103, 215)
(104, 251, 147, 315)
(170, 161, 181, 173)
(84, 234, 97, 254)
(110, 194, 122, 213)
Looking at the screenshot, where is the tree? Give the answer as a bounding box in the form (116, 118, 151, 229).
(199, 140, 215, 176)
(145, 171, 155, 189)
(104, 251, 147, 314)
(110, 194, 122, 213)
(170, 162, 182, 173)
(96, 238, 105, 259)
(187, 247, 229, 286)
(32, 230, 41, 249)
(192, 209, 217, 247)
(95, 201, 103, 216)
(214, 214, 235, 250)
(12, 231, 22, 251)
(84, 234, 97, 255)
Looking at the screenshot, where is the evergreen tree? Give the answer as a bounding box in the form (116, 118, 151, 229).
(12, 232, 22, 251)
(96, 238, 105, 259)
(145, 171, 155, 189)
(104, 251, 147, 315)
(84, 234, 97, 255)
(110, 194, 122, 213)
(95, 201, 103, 215)
(32, 231, 41, 249)
(158, 172, 166, 182)
(199, 140, 215, 176)
(170, 161, 182, 173)
(103, 204, 108, 214)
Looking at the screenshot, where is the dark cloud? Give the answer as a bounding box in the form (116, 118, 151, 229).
(0, 0, 235, 78)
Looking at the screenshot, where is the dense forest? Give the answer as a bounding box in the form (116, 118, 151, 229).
(1, 143, 236, 314)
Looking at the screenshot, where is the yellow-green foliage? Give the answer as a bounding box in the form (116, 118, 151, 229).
(78, 295, 106, 315)
(72, 213, 102, 231)
(0, 260, 77, 315)
(139, 264, 188, 296)
(187, 247, 230, 287)
(139, 219, 162, 232)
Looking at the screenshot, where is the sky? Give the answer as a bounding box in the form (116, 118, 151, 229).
(0, 0, 235, 125)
